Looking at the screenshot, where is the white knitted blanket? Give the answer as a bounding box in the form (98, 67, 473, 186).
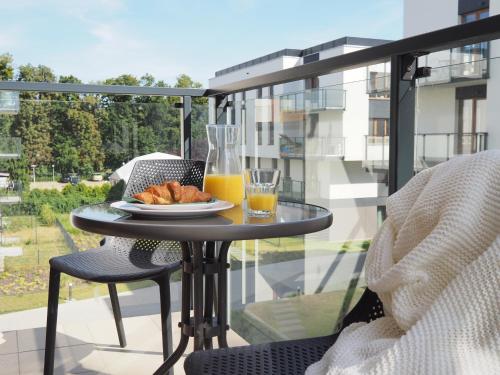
(306, 151, 500, 375)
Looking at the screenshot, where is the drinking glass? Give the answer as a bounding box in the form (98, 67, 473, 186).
(245, 169, 281, 216)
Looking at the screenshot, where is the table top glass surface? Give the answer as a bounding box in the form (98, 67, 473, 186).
(71, 201, 332, 241)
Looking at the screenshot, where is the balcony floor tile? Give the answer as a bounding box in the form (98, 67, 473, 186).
(18, 344, 103, 375)
(0, 353, 19, 375)
(0, 331, 18, 355)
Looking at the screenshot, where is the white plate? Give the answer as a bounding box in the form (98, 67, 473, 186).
(110, 200, 234, 218)
(129, 200, 219, 211)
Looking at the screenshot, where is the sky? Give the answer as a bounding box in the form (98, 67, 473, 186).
(0, 0, 403, 87)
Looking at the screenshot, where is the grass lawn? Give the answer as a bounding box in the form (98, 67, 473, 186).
(230, 237, 370, 264)
(0, 215, 156, 314)
(233, 287, 365, 343)
(56, 213, 102, 250)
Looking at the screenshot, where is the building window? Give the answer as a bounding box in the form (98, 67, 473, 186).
(284, 159, 290, 177)
(257, 123, 263, 145)
(461, 8, 489, 23)
(456, 84, 487, 154)
(369, 118, 389, 137)
(272, 158, 278, 169)
(268, 123, 274, 145)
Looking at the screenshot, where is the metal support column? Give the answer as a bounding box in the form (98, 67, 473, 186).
(388, 54, 417, 194)
(182, 96, 192, 160)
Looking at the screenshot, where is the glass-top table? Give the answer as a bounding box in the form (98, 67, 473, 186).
(71, 201, 333, 374)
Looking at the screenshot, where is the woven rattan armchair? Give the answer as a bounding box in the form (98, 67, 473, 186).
(184, 288, 384, 375)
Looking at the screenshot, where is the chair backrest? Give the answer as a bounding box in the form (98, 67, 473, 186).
(123, 159, 205, 198)
(104, 159, 205, 260)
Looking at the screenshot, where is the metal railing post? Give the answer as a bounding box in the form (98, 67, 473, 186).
(364, 135, 368, 161)
(382, 135, 385, 164)
(446, 133, 450, 160)
(422, 134, 426, 161)
(181, 96, 192, 160)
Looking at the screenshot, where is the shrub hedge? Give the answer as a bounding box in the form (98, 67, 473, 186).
(1, 183, 112, 216)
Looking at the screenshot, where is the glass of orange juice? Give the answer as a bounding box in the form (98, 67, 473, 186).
(245, 169, 281, 216)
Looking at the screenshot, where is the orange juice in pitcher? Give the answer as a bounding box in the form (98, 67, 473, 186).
(203, 124, 244, 206)
(204, 174, 244, 205)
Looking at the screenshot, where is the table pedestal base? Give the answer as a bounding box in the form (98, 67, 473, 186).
(154, 241, 231, 375)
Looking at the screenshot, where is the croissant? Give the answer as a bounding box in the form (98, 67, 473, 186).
(133, 191, 155, 204)
(152, 195, 170, 205)
(177, 185, 212, 203)
(146, 184, 173, 202)
(165, 181, 182, 201)
(133, 181, 212, 205)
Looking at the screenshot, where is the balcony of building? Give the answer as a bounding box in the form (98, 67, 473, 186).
(0, 12, 499, 375)
(279, 88, 346, 114)
(279, 136, 345, 159)
(363, 132, 488, 172)
(418, 43, 489, 86)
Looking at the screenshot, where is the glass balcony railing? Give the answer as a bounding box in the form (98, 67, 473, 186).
(0, 136, 21, 159)
(279, 88, 346, 113)
(366, 72, 390, 95)
(415, 132, 488, 167)
(0, 18, 498, 373)
(450, 44, 489, 80)
(279, 177, 305, 202)
(0, 91, 20, 115)
(280, 136, 345, 159)
(0, 97, 189, 315)
(364, 132, 488, 170)
(279, 136, 304, 158)
(419, 43, 489, 85)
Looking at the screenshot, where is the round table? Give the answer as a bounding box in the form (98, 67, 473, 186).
(71, 201, 332, 374)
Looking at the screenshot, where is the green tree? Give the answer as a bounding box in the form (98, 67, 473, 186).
(137, 126, 157, 155)
(0, 155, 30, 191)
(53, 140, 79, 175)
(54, 108, 104, 176)
(12, 101, 52, 166)
(0, 53, 14, 80)
(12, 64, 57, 166)
(175, 74, 207, 105)
(18, 64, 56, 83)
(0, 54, 15, 138)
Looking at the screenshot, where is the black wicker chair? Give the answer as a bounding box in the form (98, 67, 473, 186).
(184, 288, 384, 375)
(43, 159, 205, 375)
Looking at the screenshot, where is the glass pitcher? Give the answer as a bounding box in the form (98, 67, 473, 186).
(204, 124, 244, 205)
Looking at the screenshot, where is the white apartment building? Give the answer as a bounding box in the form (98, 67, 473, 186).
(210, 1, 498, 301)
(210, 37, 391, 245)
(407, 0, 500, 164)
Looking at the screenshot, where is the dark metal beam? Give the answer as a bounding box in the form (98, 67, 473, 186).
(0, 81, 208, 97)
(209, 14, 500, 95)
(215, 95, 229, 124)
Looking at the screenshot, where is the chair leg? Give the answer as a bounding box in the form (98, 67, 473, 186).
(43, 268, 61, 375)
(155, 274, 173, 362)
(108, 283, 127, 348)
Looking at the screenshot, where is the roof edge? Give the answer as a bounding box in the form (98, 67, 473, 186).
(214, 36, 392, 78)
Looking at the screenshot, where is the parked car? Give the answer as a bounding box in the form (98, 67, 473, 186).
(91, 173, 103, 181)
(61, 174, 80, 185)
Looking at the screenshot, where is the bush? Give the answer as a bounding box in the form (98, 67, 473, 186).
(13, 182, 112, 215)
(39, 204, 56, 225)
